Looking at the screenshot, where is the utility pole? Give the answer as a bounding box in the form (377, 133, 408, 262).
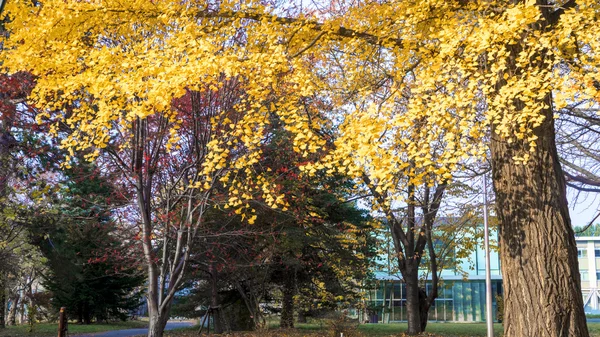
(483, 174, 494, 337)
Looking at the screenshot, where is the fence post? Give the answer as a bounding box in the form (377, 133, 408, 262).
(58, 307, 67, 337)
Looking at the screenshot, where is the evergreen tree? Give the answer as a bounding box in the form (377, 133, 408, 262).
(30, 163, 144, 323)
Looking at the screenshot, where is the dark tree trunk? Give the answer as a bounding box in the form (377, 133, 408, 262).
(280, 268, 296, 329)
(418, 288, 429, 332)
(404, 270, 421, 335)
(297, 310, 307, 323)
(380, 182, 444, 335)
(77, 304, 83, 324)
(210, 263, 223, 334)
(490, 98, 589, 337)
(83, 306, 91, 325)
(0, 278, 5, 329)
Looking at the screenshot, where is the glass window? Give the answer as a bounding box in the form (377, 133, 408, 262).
(596, 272, 600, 280)
(445, 300, 454, 321)
(595, 249, 600, 257)
(376, 287, 384, 299)
(579, 249, 588, 258)
(443, 282, 453, 298)
(393, 283, 401, 298)
(581, 271, 589, 281)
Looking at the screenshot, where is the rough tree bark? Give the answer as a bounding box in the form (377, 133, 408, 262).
(490, 96, 589, 337)
(403, 268, 421, 334)
(488, 2, 589, 335)
(280, 268, 296, 329)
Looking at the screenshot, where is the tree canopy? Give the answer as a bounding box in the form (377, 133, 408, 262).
(2, 1, 599, 336)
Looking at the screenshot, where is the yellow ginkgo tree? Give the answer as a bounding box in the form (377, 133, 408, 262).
(2, 0, 599, 336)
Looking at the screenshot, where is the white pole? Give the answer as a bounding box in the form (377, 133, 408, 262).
(483, 174, 494, 337)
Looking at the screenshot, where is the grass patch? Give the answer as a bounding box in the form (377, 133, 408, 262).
(158, 322, 600, 337)
(589, 322, 600, 337)
(0, 320, 148, 337)
(358, 323, 504, 336)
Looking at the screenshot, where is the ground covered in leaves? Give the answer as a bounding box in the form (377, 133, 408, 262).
(155, 321, 600, 337)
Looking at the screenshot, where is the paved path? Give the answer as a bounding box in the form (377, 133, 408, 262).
(75, 322, 195, 337)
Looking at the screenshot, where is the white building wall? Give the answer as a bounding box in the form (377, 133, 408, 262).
(578, 237, 600, 313)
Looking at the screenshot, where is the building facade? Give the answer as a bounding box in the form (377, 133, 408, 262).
(577, 236, 600, 313)
(366, 232, 597, 322)
(366, 227, 503, 323)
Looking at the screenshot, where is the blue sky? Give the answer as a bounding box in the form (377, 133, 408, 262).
(568, 188, 600, 228)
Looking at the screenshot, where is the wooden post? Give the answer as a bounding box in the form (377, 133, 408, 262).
(58, 307, 67, 337)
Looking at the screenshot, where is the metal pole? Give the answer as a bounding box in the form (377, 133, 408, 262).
(483, 175, 494, 337)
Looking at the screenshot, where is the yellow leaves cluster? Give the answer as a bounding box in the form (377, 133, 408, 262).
(2, 0, 599, 220)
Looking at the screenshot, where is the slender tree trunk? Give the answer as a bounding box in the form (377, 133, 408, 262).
(26, 289, 33, 332)
(7, 293, 19, 326)
(490, 97, 589, 337)
(404, 270, 421, 335)
(83, 303, 91, 324)
(18, 294, 24, 325)
(77, 304, 83, 324)
(0, 279, 5, 329)
(210, 263, 223, 334)
(418, 288, 429, 332)
(280, 268, 296, 329)
(145, 266, 165, 337)
(0, 292, 6, 329)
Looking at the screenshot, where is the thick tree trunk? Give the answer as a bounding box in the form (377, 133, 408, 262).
(404, 271, 422, 335)
(490, 100, 589, 337)
(280, 268, 296, 329)
(146, 281, 173, 337)
(147, 313, 169, 337)
(7, 293, 19, 326)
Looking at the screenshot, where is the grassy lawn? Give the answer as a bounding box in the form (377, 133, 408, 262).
(157, 321, 600, 337)
(357, 323, 504, 336)
(0, 320, 148, 337)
